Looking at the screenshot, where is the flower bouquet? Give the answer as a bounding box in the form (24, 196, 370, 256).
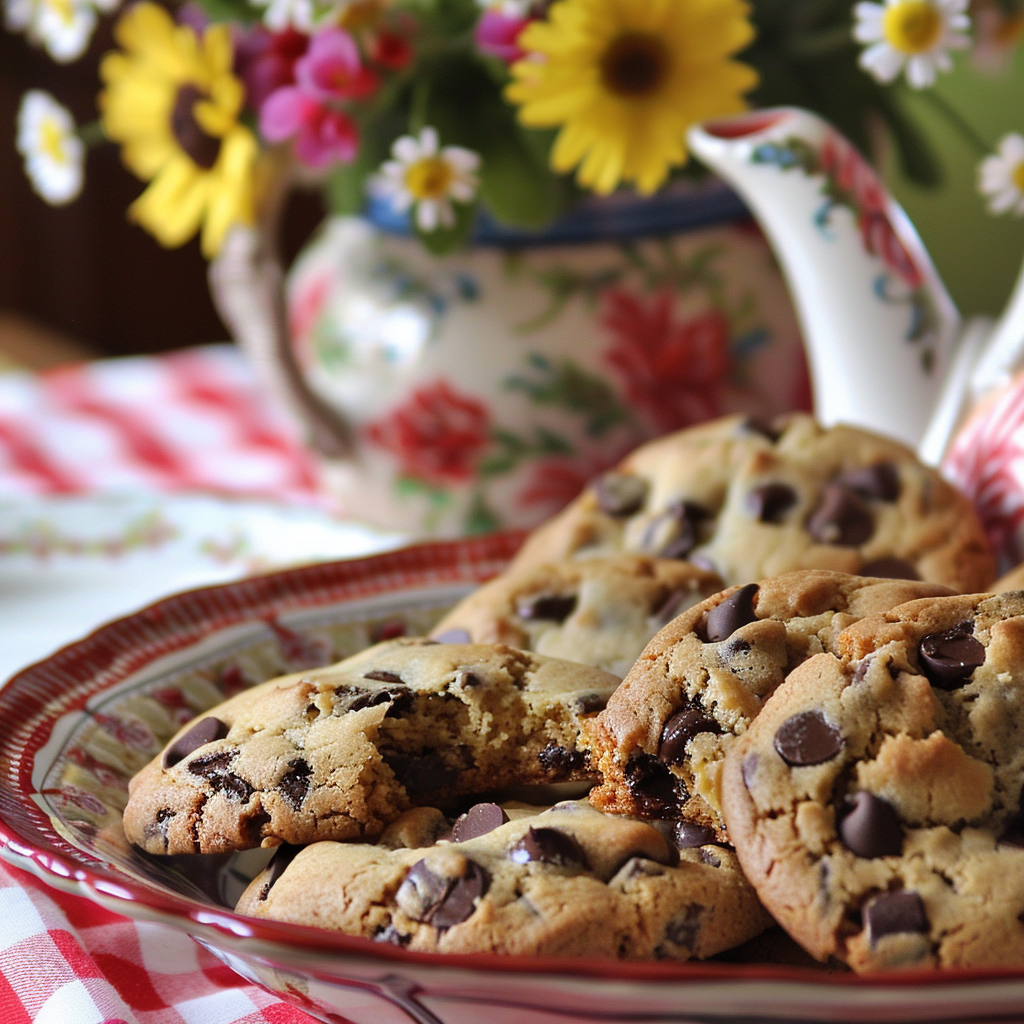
(10, 0, 1024, 260)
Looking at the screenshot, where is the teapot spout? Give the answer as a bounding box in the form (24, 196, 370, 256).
(688, 108, 960, 450)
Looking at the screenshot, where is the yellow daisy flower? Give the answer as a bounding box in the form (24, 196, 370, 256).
(99, 2, 258, 258)
(505, 0, 759, 196)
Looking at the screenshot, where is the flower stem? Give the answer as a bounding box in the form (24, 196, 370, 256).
(78, 120, 106, 146)
(915, 87, 992, 156)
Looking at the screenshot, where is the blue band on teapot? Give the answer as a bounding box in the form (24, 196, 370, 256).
(364, 180, 750, 246)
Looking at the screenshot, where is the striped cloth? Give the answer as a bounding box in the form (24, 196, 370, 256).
(0, 345, 328, 507)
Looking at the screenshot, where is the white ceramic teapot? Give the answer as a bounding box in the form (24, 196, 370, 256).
(687, 107, 1024, 465)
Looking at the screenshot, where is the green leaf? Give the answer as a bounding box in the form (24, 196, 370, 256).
(192, 0, 260, 24)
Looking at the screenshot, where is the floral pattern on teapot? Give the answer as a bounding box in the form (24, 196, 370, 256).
(287, 216, 809, 536)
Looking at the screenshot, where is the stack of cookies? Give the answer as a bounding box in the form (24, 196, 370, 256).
(124, 413, 1024, 971)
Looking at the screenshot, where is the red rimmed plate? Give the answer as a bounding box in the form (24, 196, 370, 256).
(3, 533, 1024, 1024)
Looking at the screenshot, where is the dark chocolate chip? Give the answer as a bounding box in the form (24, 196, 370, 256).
(345, 688, 403, 712)
(705, 583, 759, 642)
(641, 501, 709, 560)
(746, 482, 797, 524)
(186, 750, 253, 801)
(999, 813, 1024, 847)
(742, 416, 782, 443)
(860, 557, 919, 580)
(594, 472, 648, 517)
(671, 821, 719, 849)
(516, 593, 577, 622)
(537, 743, 587, 778)
(773, 710, 843, 766)
(242, 809, 272, 845)
(839, 791, 903, 858)
(624, 754, 688, 818)
(574, 692, 607, 714)
(741, 754, 758, 790)
(432, 628, 472, 644)
(431, 862, 489, 928)
(662, 904, 703, 951)
(163, 717, 229, 769)
(363, 669, 406, 684)
(260, 843, 301, 899)
(451, 803, 509, 842)
(659, 703, 720, 764)
(918, 622, 985, 690)
(384, 751, 458, 795)
(279, 758, 312, 810)
(838, 462, 901, 502)
(807, 485, 874, 546)
(698, 848, 721, 867)
(509, 826, 589, 869)
(865, 890, 928, 944)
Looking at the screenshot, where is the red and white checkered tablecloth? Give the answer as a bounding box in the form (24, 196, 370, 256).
(0, 345, 333, 1022)
(0, 344, 328, 507)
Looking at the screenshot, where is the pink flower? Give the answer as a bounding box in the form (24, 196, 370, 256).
(294, 27, 378, 101)
(474, 8, 531, 61)
(236, 26, 309, 112)
(369, 30, 413, 69)
(261, 87, 359, 166)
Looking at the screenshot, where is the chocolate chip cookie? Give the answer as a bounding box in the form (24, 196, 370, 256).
(236, 799, 772, 959)
(584, 571, 954, 838)
(123, 639, 619, 855)
(508, 413, 996, 593)
(721, 590, 1024, 971)
(430, 554, 724, 677)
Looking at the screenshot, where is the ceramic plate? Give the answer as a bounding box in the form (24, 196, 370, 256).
(0, 492, 404, 683)
(2, 534, 1024, 1024)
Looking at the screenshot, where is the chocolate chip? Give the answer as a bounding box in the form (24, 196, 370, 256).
(509, 827, 589, 868)
(433, 628, 472, 644)
(594, 472, 648, 517)
(384, 751, 458, 795)
(373, 923, 410, 946)
(704, 583, 759, 642)
(163, 717, 229, 769)
(747, 482, 797, 524)
(860, 557, 919, 580)
(773, 710, 843, 766)
(742, 417, 782, 443)
(363, 669, 406, 684)
(260, 843, 301, 899)
(741, 754, 758, 790)
(537, 743, 587, 778)
(624, 754, 688, 818)
(659, 703, 720, 764)
(516, 593, 578, 622)
(279, 758, 311, 810)
(574, 693, 607, 714)
(807, 485, 874, 546)
(698, 848, 721, 867)
(865, 890, 928, 944)
(839, 791, 903, 858)
(451, 803, 509, 842)
(662, 904, 703, 952)
(435, 862, 490, 928)
(838, 462, 900, 502)
(397, 859, 489, 928)
(641, 501, 709, 560)
(670, 821, 719, 849)
(186, 750, 253, 801)
(852, 655, 896, 685)
(999, 814, 1024, 847)
(918, 622, 985, 690)
(344, 688, 410, 713)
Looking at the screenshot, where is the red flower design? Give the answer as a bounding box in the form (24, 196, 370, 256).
(821, 132, 924, 290)
(364, 378, 491, 486)
(600, 288, 731, 433)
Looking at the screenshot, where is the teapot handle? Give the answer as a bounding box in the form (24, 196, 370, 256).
(208, 166, 355, 461)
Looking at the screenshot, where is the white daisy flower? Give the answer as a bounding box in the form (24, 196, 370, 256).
(372, 127, 480, 233)
(17, 91, 84, 205)
(3, 0, 34, 31)
(251, 0, 315, 30)
(16, 0, 100, 62)
(978, 132, 1024, 216)
(853, 0, 971, 88)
